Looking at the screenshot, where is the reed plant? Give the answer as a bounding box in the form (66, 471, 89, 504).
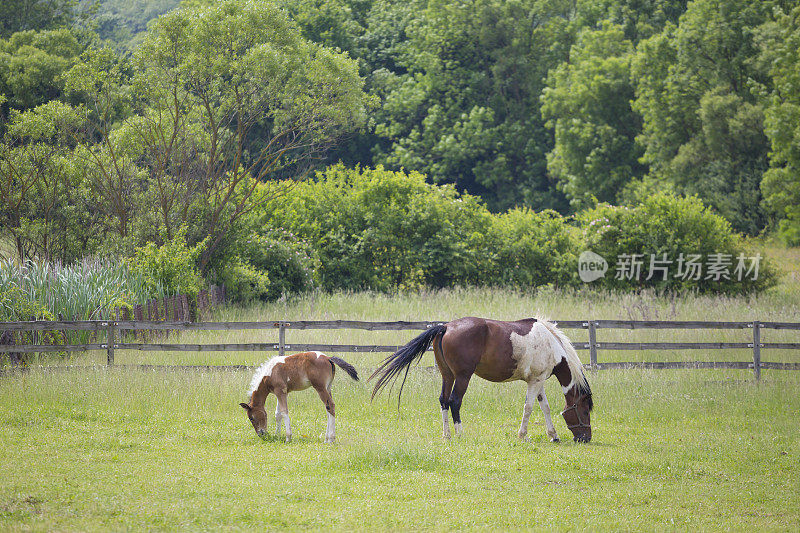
(0, 257, 170, 321)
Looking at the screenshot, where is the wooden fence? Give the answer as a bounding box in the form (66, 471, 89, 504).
(2, 319, 799, 379)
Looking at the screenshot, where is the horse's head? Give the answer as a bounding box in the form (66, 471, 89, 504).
(240, 402, 268, 437)
(562, 386, 593, 443)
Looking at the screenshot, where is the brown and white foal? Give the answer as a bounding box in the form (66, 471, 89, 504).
(240, 351, 359, 443)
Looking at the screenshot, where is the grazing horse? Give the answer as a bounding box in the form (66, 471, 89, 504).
(370, 317, 593, 442)
(240, 351, 359, 442)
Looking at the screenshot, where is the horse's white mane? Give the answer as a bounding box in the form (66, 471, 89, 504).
(536, 317, 589, 392)
(247, 356, 287, 395)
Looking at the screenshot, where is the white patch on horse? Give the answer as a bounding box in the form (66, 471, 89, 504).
(508, 322, 563, 382)
(248, 356, 288, 394)
(313, 351, 325, 358)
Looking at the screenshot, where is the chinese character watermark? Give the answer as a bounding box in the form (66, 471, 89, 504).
(578, 251, 761, 282)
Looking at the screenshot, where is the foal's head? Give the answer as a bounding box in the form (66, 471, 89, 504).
(562, 384, 593, 443)
(240, 401, 268, 437)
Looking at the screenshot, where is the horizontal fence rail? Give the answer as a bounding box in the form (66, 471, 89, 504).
(2, 319, 799, 378)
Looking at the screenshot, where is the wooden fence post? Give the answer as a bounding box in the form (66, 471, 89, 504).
(278, 322, 286, 357)
(588, 320, 598, 371)
(752, 320, 761, 380)
(106, 321, 115, 366)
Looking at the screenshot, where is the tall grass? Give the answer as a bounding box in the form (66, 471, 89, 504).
(0, 257, 168, 321)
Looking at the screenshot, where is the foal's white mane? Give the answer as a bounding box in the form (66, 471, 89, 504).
(247, 356, 287, 395)
(536, 317, 589, 391)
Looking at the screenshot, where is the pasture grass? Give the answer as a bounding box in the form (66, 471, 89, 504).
(2, 285, 799, 530)
(0, 367, 798, 531)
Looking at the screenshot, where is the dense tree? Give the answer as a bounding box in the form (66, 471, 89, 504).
(631, 0, 774, 234)
(67, 0, 369, 269)
(0, 0, 76, 38)
(0, 28, 86, 124)
(371, 0, 581, 212)
(760, 5, 800, 244)
(541, 23, 645, 208)
(0, 101, 93, 262)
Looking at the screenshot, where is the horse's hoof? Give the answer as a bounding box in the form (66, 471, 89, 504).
(551, 437, 560, 443)
(285, 436, 292, 443)
(518, 431, 528, 441)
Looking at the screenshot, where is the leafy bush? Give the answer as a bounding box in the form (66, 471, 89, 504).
(210, 257, 270, 304)
(262, 165, 493, 291)
(486, 209, 580, 288)
(126, 230, 205, 299)
(578, 193, 776, 293)
(259, 165, 584, 292)
(0, 286, 65, 358)
(241, 229, 317, 301)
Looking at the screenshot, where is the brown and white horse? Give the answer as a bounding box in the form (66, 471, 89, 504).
(370, 317, 593, 442)
(240, 351, 359, 442)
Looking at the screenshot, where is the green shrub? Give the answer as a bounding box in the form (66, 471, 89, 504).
(126, 230, 206, 299)
(241, 229, 317, 301)
(210, 257, 270, 304)
(262, 164, 493, 291)
(578, 192, 776, 293)
(486, 209, 580, 288)
(0, 286, 65, 357)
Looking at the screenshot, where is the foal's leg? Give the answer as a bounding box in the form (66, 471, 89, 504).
(275, 390, 291, 442)
(537, 388, 560, 442)
(518, 381, 544, 441)
(313, 384, 336, 443)
(448, 375, 472, 436)
(275, 402, 283, 436)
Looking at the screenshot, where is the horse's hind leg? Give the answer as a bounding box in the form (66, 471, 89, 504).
(435, 347, 454, 439)
(448, 375, 472, 436)
(518, 381, 544, 441)
(313, 384, 336, 443)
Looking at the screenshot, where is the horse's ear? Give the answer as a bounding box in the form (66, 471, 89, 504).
(239, 403, 251, 411)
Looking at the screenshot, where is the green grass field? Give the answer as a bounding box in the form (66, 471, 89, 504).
(2, 284, 800, 530)
(1, 368, 798, 530)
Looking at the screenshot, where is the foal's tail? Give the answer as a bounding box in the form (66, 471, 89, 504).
(330, 357, 360, 381)
(369, 324, 447, 401)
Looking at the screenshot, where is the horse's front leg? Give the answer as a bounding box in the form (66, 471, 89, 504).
(537, 388, 560, 442)
(274, 402, 283, 436)
(518, 381, 544, 441)
(275, 390, 291, 442)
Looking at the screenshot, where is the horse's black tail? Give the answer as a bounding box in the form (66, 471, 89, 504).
(369, 324, 447, 402)
(330, 356, 359, 381)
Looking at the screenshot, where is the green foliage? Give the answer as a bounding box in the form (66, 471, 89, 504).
(631, 0, 775, 234)
(486, 209, 579, 288)
(126, 230, 205, 299)
(211, 256, 270, 305)
(241, 229, 318, 301)
(0, 0, 77, 38)
(541, 22, 645, 208)
(65, 0, 369, 269)
(0, 28, 84, 113)
(0, 257, 164, 328)
(760, 5, 800, 245)
(261, 164, 579, 292)
(263, 165, 489, 291)
(579, 192, 776, 293)
(0, 285, 65, 355)
(371, 0, 573, 212)
(0, 285, 54, 321)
